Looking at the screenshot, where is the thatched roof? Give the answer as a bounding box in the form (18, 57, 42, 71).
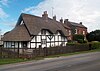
(2, 13, 68, 41)
(2, 25, 31, 41)
(20, 13, 68, 36)
(62, 24, 71, 29)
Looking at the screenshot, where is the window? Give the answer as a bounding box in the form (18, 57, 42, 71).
(69, 30, 71, 35)
(83, 31, 85, 35)
(75, 29, 77, 34)
(41, 30, 46, 35)
(11, 42, 14, 46)
(23, 42, 27, 47)
(42, 39, 46, 44)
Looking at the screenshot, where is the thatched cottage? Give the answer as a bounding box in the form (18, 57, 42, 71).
(2, 11, 68, 48)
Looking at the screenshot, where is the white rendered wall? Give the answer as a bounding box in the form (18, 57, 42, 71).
(30, 30, 67, 48)
(4, 30, 67, 48)
(4, 41, 22, 48)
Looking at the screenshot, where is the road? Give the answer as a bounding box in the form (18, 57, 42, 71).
(0, 52, 100, 71)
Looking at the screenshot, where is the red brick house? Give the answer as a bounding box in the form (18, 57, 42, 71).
(63, 19, 87, 40)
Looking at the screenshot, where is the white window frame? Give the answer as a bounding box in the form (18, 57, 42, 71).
(83, 31, 85, 35)
(75, 29, 77, 34)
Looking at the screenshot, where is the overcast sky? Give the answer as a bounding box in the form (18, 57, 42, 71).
(0, 0, 100, 34)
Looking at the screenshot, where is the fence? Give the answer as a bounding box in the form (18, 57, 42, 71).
(0, 44, 90, 59)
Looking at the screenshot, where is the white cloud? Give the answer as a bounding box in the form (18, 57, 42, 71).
(2, 20, 16, 27)
(0, 8, 8, 20)
(0, 20, 16, 34)
(22, 0, 100, 32)
(0, 0, 9, 6)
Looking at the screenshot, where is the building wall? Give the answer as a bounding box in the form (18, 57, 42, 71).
(0, 35, 3, 45)
(65, 25, 87, 41)
(65, 28, 72, 40)
(4, 30, 67, 48)
(29, 30, 67, 48)
(4, 41, 22, 48)
(76, 27, 87, 36)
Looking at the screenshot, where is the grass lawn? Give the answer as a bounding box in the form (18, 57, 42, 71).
(0, 58, 29, 65)
(0, 48, 100, 65)
(45, 48, 100, 58)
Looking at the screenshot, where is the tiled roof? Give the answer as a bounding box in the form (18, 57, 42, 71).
(69, 22, 87, 28)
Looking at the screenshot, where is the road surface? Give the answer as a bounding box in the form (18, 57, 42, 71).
(0, 52, 100, 71)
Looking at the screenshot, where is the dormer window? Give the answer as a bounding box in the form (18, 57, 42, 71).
(41, 30, 46, 35)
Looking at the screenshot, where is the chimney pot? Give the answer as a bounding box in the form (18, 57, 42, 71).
(44, 11, 47, 14)
(60, 17, 63, 23)
(53, 15, 56, 20)
(80, 22, 82, 24)
(64, 19, 69, 23)
(42, 11, 48, 20)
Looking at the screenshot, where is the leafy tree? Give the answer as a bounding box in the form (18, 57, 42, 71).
(86, 30, 100, 42)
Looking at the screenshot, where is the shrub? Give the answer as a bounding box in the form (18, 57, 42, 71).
(67, 43, 76, 45)
(73, 34, 84, 41)
(91, 42, 100, 49)
(66, 41, 77, 45)
(83, 40, 88, 43)
(73, 34, 84, 43)
(77, 39, 83, 43)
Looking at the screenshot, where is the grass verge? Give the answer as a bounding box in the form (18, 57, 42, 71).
(0, 58, 29, 65)
(45, 49, 100, 58)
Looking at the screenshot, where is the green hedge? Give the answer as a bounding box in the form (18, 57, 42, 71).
(73, 34, 84, 41)
(91, 42, 100, 49)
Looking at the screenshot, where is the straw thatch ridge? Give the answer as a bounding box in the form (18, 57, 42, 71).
(2, 13, 68, 41)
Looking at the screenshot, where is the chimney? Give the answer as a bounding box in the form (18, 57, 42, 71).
(64, 19, 69, 23)
(80, 22, 82, 25)
(60, 17, 63, 23)
(42, 11, 48, 20)
(53, 15, 56, 21)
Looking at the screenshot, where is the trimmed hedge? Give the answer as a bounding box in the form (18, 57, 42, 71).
(72, 34, 86, 43)
(91, 42, 100, 49)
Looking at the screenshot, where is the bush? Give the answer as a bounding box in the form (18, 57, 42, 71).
(83, 40, 88, 43)
(67, 43, 76, 45)
(91, 42, 100, 49)
(77, 39, 83, 43)
(73, 34, 84, 43)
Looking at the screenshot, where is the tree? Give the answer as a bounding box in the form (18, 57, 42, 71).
(86, 30, 100, 42)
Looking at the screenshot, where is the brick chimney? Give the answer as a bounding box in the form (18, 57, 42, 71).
(80, 22, 82, 25)
(64, 19, 69, 24)
(60, 17, 63, 23)
(53, 15, 56, 21)
(42, 11, 48, 20)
